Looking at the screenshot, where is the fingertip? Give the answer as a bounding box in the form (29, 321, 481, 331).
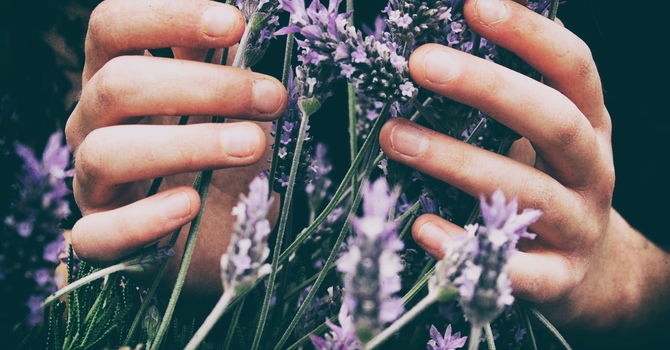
(70, 187, 200, 266)
(251, 75, 288, 117)
(409, 44, 458, 87)
(220, 122, 267, 161)
(200, 3, 245, 45)
(412, 214, 466, 259)
(464, 0, 512, 28)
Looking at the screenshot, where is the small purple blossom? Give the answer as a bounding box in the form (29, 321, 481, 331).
(270, 68, 320, 193)
(427, 324, 467, 350)
(457, 190, 540, 327)
(220, 175, 274, 292)
(310, 304, 361, 350)
(235, 0, 282, 68)
(2, 128, 73, 326)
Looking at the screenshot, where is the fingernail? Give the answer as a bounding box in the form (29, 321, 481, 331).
(163, 191, 191, 220)
(252, 79, 283, 114)
(422, 48, 457, 84)
(417, 222, 446, 258)
(390, 122, 428, 157)
(221, 124, 259, 158)
(201, 5, 239, 38)
(474, 0, 510, 26)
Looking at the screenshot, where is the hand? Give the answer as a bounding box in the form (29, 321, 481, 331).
(379, 0, 670, 336)
(65, 0, 286, 299)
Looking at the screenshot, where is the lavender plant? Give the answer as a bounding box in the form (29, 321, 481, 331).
(29, 1, 575, 349)
(1, 127, 72, 331)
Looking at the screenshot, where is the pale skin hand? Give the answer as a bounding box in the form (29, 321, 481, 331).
(65, 0, 286, 302)
(379, 0, 670, 336)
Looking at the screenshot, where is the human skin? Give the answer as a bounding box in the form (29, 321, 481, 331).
(65, 0, 286, 304)
(378, 0, 670, 340)
(65, 0, 669, 340)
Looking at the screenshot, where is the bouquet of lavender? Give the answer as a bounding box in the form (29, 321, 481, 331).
(17, 0, 577, 349)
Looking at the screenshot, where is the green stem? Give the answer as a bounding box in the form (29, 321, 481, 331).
(251, 106, 315, 350)
(484, 323, 496, 350)
(276, 104, 390, 264)
(468, 324, 483, 350)
(348, 83, 358, 197)
(150, 170, 213, 350)
(365, 293, 437, 349)
(549, 0, 560, 20)
(43, 262, 127, 308)
(517, 302, 538, 350)
(223, 298, 245, 350)
(347, 0, 357, 201)
(274, 128, 383, 350)
(184, 290, 236, 350)
(268, 33, 295, 195)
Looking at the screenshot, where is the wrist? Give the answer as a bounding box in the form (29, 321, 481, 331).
(562, 210, 670, 344)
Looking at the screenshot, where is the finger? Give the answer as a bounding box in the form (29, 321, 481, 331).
(73, 122, 266, 208)
(408, 44, 603, 187)
(67, 55, 286, 149)
(380, 118, 587, 248)
(70, 187, 201, 264)
(507, 251, 580, 304)
(84, 0, 244, 82)
(463, 0, 609, 131)
(412, 214, 468, 259)
(411, 214, 580, 304)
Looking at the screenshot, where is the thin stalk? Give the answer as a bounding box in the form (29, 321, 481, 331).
(365, 292, 437, 349)
(251, 107, 315, 350)
(184, 290, 236, 350)
(43, 263, 126, 308)
(277, 104, 390, 264)
(223, 298, 245, 350)
(273, 132, 382, 350)
(150, 170, 214, 350)
(402, 262, 436, 304)
(484, 323, 496, 350)
(348, 84, 358, 197)
(285, 317, 334, 350)
(524, 303, 572, 350)
(124, 175, 201, 344)
(346, 0, 358, 200)
(468, 324, 483, 350)
(268, 33, 295, 195)
(517, 302, 538, 350)
(549, 0, 560, 20)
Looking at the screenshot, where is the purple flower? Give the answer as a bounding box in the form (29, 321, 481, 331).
(2, 129, 73, 326)
(455, 190, 541, 326)
(220, 175, 274, 292)
(270, 67, 323, 193)
(277, 0, 417, 103)
(337, 178, 404, 342)
(427, 324, 467, 350)
(305, 143, 333, 213)
(310, 304, 361, 350)
(235, 0, 282, 68)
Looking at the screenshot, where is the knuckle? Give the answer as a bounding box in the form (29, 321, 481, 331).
(86, 0, 115, 47)
(74, 130, 109, 185)
(522, 177, 556, 214)
(549, 106, 584, 147)
(87, 57, 130, 113)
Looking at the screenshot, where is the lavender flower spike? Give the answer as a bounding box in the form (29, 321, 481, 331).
(427, 324, 467, 350)
(337, 178, 404, 343)
(457, 190, 541, 327)
(220, 175, 274, 293)
(310, 304, 361, 350)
